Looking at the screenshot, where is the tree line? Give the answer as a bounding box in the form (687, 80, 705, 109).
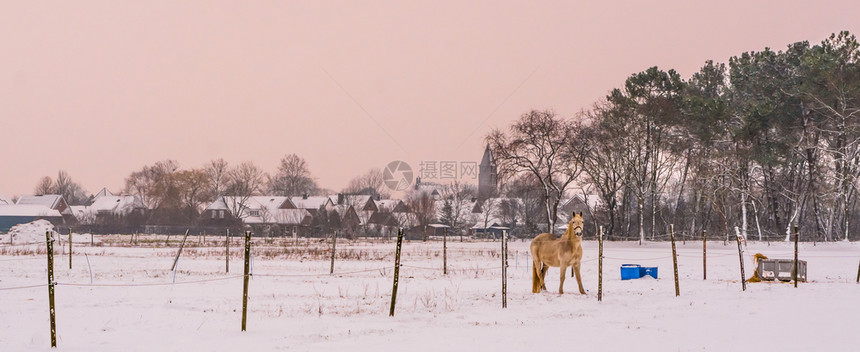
(28, 154, 393, 226)
(489, 31, 860, 242)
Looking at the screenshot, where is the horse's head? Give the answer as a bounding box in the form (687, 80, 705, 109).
(569, 212, 584, 237)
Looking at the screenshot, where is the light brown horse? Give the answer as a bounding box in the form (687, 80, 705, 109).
(530, 212, 586, 294)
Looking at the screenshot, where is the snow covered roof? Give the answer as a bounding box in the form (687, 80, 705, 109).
(433, 198, 475, 222)
(471, 197, 521, 214)
(373, 199, 397, 211)
(328, 193, 374, 206)
(17, 194, 64, 208)
(93, 188, 115, 201)
(205, 196, 291, 212)
(0, 205, 63, 217)
(327, 204, 352, 217)
(204, 198, 229, 211)
(290, 196, 332, 210)
(89, 195, 146, 215)
(0, 196, 11, 205)
(205, 196, 310, 225)
(471, 217, 505, 230)
(69, 205, 89, 219)
(243, 208, 312, 225)
(560, 194, 603, 211)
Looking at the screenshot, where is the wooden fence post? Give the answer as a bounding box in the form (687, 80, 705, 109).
(69, 228, 72, 270)
(330, 231, 338, 275)
(443, 227, 448, 275)
(856, 260, 859, 283)
(670, 224, 680, 297)
(90, 233, 93, 246)
(734, 226, 746, 291)
(793, 226, 799, 288)
(857, 263, 860, 284)
(389, 228, 404, 317)
(241, 230, 251, 331)
(225, 229, 230, 273)
(46, 230, 57, 348)
(598, 225, 604, 302)
(702, 229, 707, 280)
(170, 229, 190, 271)
(502, 229, 507, 308)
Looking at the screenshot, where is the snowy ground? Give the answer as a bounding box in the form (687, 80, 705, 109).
(1, 233, 858, 351)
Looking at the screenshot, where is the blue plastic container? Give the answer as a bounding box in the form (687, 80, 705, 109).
(620, 264, 641, 280)
(641, 266, 658, 279)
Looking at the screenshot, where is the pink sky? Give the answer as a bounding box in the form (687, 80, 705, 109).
(2, 1, 859, 197)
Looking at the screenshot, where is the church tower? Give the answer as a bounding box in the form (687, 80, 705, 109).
(478, 144, 498, 199)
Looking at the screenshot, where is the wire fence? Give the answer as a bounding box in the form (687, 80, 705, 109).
(55, 275, 244, 288)
(0, 283, 47, 291)
(0, 241, 50, 247)
(3, 227, 857, 350)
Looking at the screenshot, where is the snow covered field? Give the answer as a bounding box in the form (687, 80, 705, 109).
(1, 233, 858, 351)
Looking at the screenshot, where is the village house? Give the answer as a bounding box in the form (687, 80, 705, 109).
(0, 205, 63, 232)
(289, 195, 334, 216)
(16, 194, 76, 224)
(325, 204, 362, 235)
(87, 195, 148, 225)
(200, 196, 313, 237)
(64, 189, 148, 226)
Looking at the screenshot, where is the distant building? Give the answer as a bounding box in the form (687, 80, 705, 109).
(289, 195, 334, 216)
(16, 195, 75, 224)
(0, 205, 63, 232)
(478, 144, 498, 199)
(93, 187, 114, 200)
(200, 196, 313, 236)
(87, 195, 148, 225)
(559, 194, 602, 215)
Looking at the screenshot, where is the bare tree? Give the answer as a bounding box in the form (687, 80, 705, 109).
(268, 154, 319, 196)
(486, 109, 587, 233)
(438, 180, 475, 234)
(344, 168, 390, 198)
(504, 173, 543, 234)
(175, 169, 211, 224)
(497, 198, 520, 228)
(606, 67, 684, 243)
(476, 196, 499, 238)
(224, 161, 266, 221)
(405, 189, 436, 230)
(54, 170, 87, 205)
(124, 160, 180, 211)
(204, 158, 230, 202)
(581, 103, 630, 238)
(34, 176, 55, 195)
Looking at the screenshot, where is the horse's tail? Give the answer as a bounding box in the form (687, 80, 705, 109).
(532, 262, 540, 293)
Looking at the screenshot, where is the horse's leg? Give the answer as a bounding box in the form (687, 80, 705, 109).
(540, 264, 548, 291)
(574, 260, 586, 294)
(559, 264, 567, 294)
(531, 260, 542, 293)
